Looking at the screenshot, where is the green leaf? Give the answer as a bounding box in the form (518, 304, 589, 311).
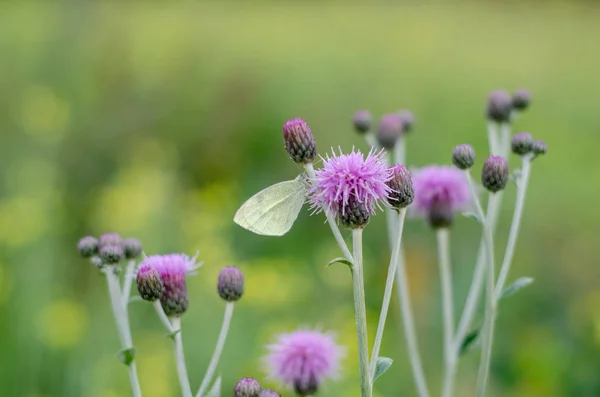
(373, 357, 393, 382)
(326, 257, 353, 271)
(117, 347, 136, 366)
(206, 376, 221, 397)
(500, 277, 534, 300)
(459, 328, 480, 356)
(461, 212, 482, 223)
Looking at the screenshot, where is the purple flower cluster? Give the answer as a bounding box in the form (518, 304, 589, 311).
(309, 148, 391, 218)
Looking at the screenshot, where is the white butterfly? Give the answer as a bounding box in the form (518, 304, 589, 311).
(234, 174, 307, 236)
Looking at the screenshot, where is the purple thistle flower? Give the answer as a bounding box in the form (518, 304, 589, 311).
(139, 254, 201, 317)
(309, 148, 391, 219)
(265, 329, 344, 396)
(412, 165, 471, 228)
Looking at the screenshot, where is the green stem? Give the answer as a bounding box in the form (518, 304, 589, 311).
(196, 302, 235, 397)
(105, 269, 142, 397)
(436, 228, 455, 397)
(369, 209, 406, 375)
(494, 156, 532, 300)
(122, 259, 136, 309)
(171, 317, 193, 397)
(352, 229, 372, 397)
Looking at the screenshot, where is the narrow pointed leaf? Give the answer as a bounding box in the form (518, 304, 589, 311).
(373, 357, 393, 382)
(459, 328, 480, 356)
(500, 277, 534, 300)
(326, 257, 353, 271)
(206, 376, 222, 397)
(461, 212, 482, 223)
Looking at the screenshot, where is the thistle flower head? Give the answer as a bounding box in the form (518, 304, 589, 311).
(532, 140, 547, 157)
(136, 264, 164, 302)
(512, 89, 531, 111)
(282, 118, 317, 164)
(258, 390, 281, 397)
(386, 165, 414, 209)
(99, 244, 125, 264)
(217, 266, 244, 302)
(352, 110, 372, 134)
(99, 232, 123, 248)
(265, 329, 343, 396)
(452, 144, 476, 170)
(140, 254, 201, 317)
(486, 90, 513, 123)
(77, 236, 98, 258)
(482, 156, 509, 193)
(396, 109, 415, 132)
(511, 132, 534, 155)
(377, 114, 403, 149)
(123, 238, 142, 259)
(412, 166, 471, 228)
(234, 378, 262, 397)
(309, 148, 391, 220)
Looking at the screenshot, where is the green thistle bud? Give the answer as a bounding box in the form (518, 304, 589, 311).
(511, 132, 534, 155)
(77, 236, 98, 258)
(123, 238, 142, 259)
(217, 266, 245, 302)
(282, 118, 317, 164)
(482, 156, 509, 193)
(339, 196, 370, 229)
(452, 144, 476, 170)
(136, 265, 164, 302)
(387, 165, 414, 209)
(99, 244, 125, 264)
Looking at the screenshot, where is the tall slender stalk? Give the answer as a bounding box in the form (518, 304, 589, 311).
(352, 229, 372, 397)
(475, 193, 499, 397)
(304, 163, 353, 262)
(370, 209, 407, 374)
(171, 317, 193, 397)
(494, 155, 532, 299)
(196, 302, 235, 397)
(104, 269, 142, 397)
(437, 228, 455, 397)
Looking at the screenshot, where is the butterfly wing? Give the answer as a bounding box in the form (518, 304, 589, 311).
(234, 175, 307, 236)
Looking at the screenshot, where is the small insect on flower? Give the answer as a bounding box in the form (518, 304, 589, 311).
(412, 165, 471, 228)
(139, 254, 201, 317)
(309, 148, 391, 222)
(265, 329, 344, 396)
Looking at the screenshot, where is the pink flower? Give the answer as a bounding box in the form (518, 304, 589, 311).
(265, 329, 344, 396)
(412, 165, 471, 228)
(309, 148, 391, 217)
(139, 254, 201, 317)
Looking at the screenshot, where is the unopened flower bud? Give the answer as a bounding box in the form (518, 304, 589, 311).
(352, 110, 372, 134)
(377, 114, 403, 149)
(511, 132, 534, 155)
(282, 118, 317, 164)
(482, 156, 509, 193)
(99, 244, 124, 264)
(258, 390, 281, 397)
(123, 238, 142, 259)
(234, 378, 262, 397)
(77, 236, 98, 258)
(512, 89, 531, 111)
(396, 109, 415, 133)
(136, 265, 164, 302)
(338, 196, 370, 229)
(90, 256, 104, 269)
(452, 144, 476, 170)
(99, 232, 123, 248)
(217, 266, 244, 302)
(486, 90, 512, 123)
(387, 165, 414, 208)
(532, 140, 547, 156)
(427, 199, 454, 229)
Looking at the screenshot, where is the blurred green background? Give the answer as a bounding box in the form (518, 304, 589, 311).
(1, 2, 599, 397)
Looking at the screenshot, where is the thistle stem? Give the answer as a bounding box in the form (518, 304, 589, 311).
(475, 193, 499, 397)
(494, 155, 532, 300)
(370, 209, 407, 375)
(152, 300, 174, 333)
(196, 302, 235, 397)
(393, 138, 406, 166)
(122, 259, 136, 309)
(304, 163, 353, 263)
(487, 123, 500, 156)
(352, 229, 372, 397)
(436, 228, 455, 397)
(171, 317, 193, 397)
(104, 269, 142, 397)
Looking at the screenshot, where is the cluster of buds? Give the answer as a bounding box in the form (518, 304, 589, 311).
(352, 109, 415, 149)
(511, 132, 547, 158)
(77, 232, 142, 268)
(234, 378, 280, 397)
(486, 88, 531, 123)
